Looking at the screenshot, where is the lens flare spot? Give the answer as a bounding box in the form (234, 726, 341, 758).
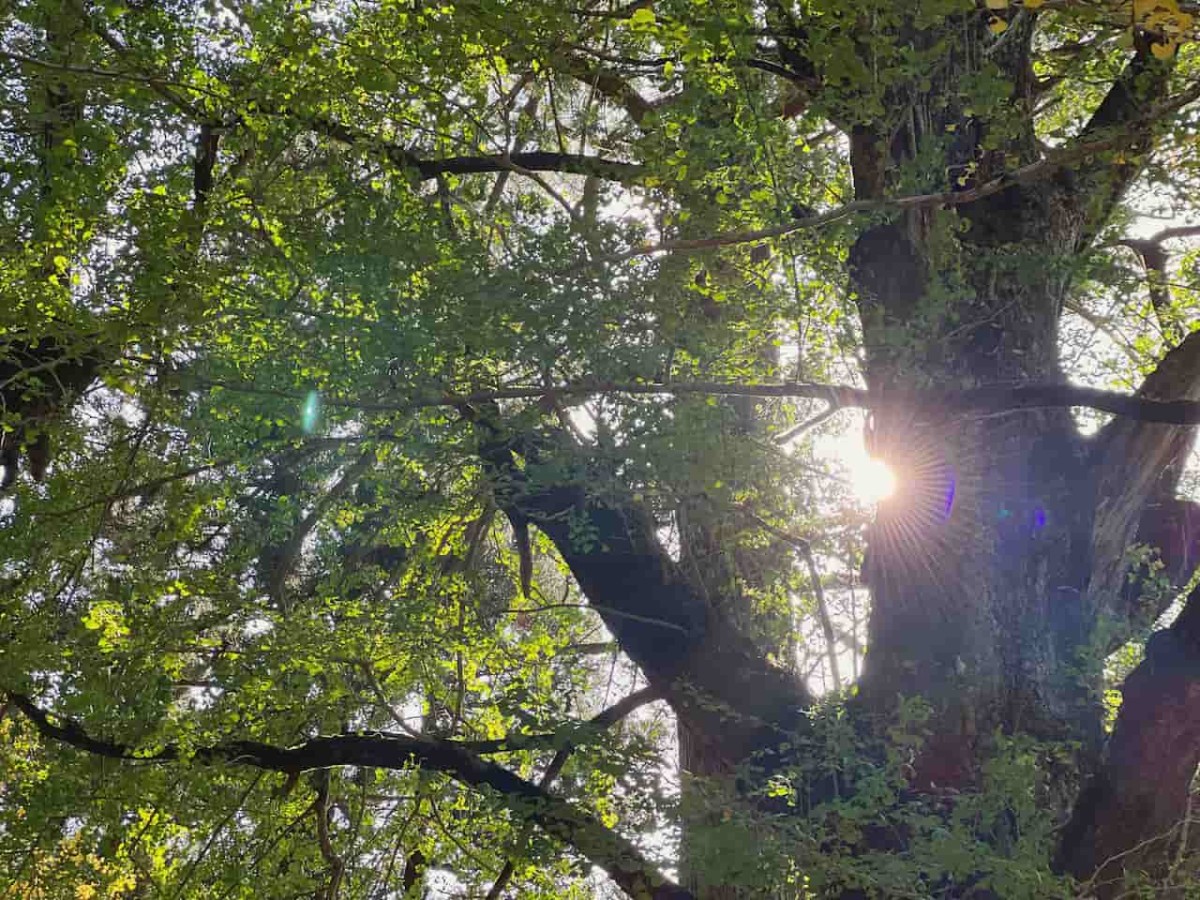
(301, 390, 321, 434)
(1032, 506, 1047, 530)
(942, 475, 957, 520)
(851, 456, 897, 505)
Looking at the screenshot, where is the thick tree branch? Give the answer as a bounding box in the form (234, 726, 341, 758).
(0, 340, 101, 490)
(1119, 226, 1200, 344)
(192, 122, 221, 209)
(553, 54, 660, 125)
(471, 416, 811, 768)
(1058, 584, 1200, 896)
(1090, 331, 1200, 635)
(484, 685, 660, 899)
(308, 115, 644, 184)
(6, 692, 691, 900)
(457, 685, 660, 755)
(1124, 498, 1200, 635)
(1065, 50, 1180, 245)
(200, 371, 1200, 426)
(594, 116, 1196, 264)
(264, 450, 375, 605)
(1139, 224, 1200, 245)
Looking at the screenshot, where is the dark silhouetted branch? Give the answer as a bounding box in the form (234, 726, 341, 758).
(309, 115, 645, 184)
(1066, 49, 1187, 245)
(484, 686, 660, 899)
(554, 54, 659, 125)
(597, 78, 1200, 264)
(456, 685, 660, 755)
(197, 372, 1200, 426)
(1119, 226, 1200, 344)
(471, 413, 812, 769)
(193, 122, 221, 209)
(7, 692, 691, 900)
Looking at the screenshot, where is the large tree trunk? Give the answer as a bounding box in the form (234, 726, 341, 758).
(850, 206, 1107, 784)
(832, 16, 1200, 893)
(474, 11, 1200, 896)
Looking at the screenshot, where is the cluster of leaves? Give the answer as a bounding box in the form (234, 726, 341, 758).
(679, 702, 1076, 899)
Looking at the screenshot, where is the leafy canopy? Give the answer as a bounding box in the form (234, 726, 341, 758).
(1, 0, 1199, 897)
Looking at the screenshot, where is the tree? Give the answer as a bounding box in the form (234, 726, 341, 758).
(2, 0, 1200, 896)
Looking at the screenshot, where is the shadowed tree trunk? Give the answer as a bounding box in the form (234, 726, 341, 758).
(476, 9, 1200, 898)
(842, 25, 1196, 816)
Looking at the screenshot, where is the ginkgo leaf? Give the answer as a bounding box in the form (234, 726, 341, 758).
(1134, 0, 1186, 30)
(987, 15, 1008, 33)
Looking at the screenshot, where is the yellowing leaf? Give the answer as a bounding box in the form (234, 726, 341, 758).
(1024, 0, 1044, 8)
(1134, 0, 1188, 36)
(1134, 0, 1173, 21)
(987, 15, 1008, 33)
(985, 0, 1007, 9)
(1150, 39, 1178, 58)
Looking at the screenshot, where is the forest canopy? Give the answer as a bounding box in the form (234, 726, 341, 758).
(2, 0, 1200, 897)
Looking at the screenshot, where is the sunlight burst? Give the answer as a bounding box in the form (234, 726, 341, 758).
(850, 455, 897, 505)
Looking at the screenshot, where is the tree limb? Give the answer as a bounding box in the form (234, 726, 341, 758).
(308, 114, 645, 184)
(553, 54, 660, 125)
(6, 692, 691, 900)
(192, 122, 221, 209)
(470, 415, 812, 768)
(1124, 498, 1200, 635)
(1090, 331, 1200, 640)
(484, 686, 660, 899)
(1118, 226, 1200, 345)
(591, 116, 1196, 264)
(1064, 49, 1181, 246)
(1057, 584, 1200, 896)
(198, 371, 1200, 426)
(455, 685, 660, 755)
(0, 340, 101, 490)
(265, 450, 376, 606)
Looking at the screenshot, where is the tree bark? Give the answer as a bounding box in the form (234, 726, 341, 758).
(1058, 585, 1200, 897)
(474, 421, 811, 771)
